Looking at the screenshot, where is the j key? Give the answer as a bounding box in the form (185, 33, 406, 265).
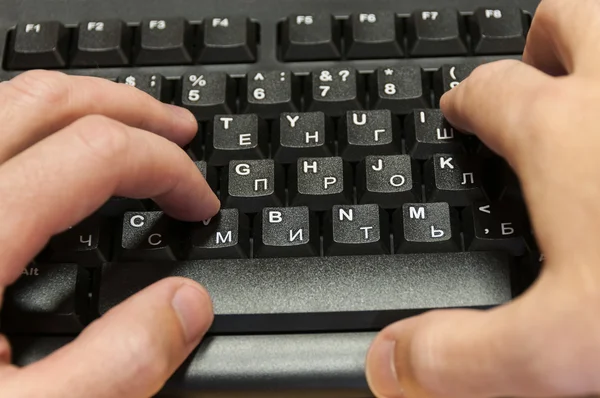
(289, 157, 353, 211)
(186, 209, 250, 259)
(470, 8, 528, 55)
(118, 73, 170, 101)
(281, 14, 341, 61)
(134, 18, 193, 65)
(240, 71, 300, 118)
(37, 218, 110, 267)
(394, 203, 460, 253)
(197, 17, 257, 64)
(117, 211, 181, 261)
(424, 154, 486, 207)
(255, 207, 319, 258)
(405, 110, 464, 160)
(345, 13, 403, 59)
(324, 204, 389, 256)
(463, 201, 527, 256)
(222, 160, 285, 213)
(357, 155, 421, 209)
(338, 110, 400, 162)
(306, 67, 364, 116)
(272, 112, 334, 163)
(177, 72, 236, 121)
(194, 160, 218, 192)
(71, 20, 131, 67)
(7, 22, 70, 69)
(204, 114, 268, 166)
(407, 9, 468, 56)
(97, 196, 146, 217)
(433, 63, 479, 101)
(1, 264, 86, 333)
(369, 66, 430, 114)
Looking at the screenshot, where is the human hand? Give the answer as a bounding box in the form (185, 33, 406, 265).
(0, 70, 220, 397)
(366, 0, 600, 397)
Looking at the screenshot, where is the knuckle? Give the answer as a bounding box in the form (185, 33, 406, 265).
(8, 70, 71, 106)
(70, 115, 130, 161)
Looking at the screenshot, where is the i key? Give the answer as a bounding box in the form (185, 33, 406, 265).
(187, 209, 250, 259)
(306, 67, 364, 116)
(470, 8, 528, 55)
(407, 9, 468, 56)
(255, 207, 319, 258)
(134, 18, 193, 65)
(462, 201, 527, 256)
(281, 14, 341, 61)
(177, 72, 236, 121)
(394, 203, 460, 253)
(345, 13, 403, 59)
(240, 71, 300, 118)
(369, 66, 430, 114)
(117, 212, 182, 261)
(7, 22, 70, 69)
(338, 110, 400, 162)
(118, 74, 170, 102)
(357, 155, 421, 209)
(433, 63, 479, 101)
(71, 20, 131, 67)
(324, 204, 390, 256)
(405, 110, 464, 160)
(272, 112, 334, 163)
(222, 160, 285, 213)
(425, 154, 486, 207)
(204, 114, 268, 166)
(289, 157, 353, 211)
(197, 17, 257, 63)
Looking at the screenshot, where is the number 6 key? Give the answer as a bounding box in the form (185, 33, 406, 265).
(240, 70, 300, 119)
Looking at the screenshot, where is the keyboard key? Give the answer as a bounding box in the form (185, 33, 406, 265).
(7, 22, 70, 69)
(222, 160, 285, 213)
(240, 71, 300, 118)
(194, 160, 218, 192)
(281, 14, 341, 61)
(186, 209, 250, 259)
(289, 157, 353, 211)
(407, 9, 467, 56)
(433, 63, 479, 100)
(197, 17, 257, 63)
(37, 217, 110, 267)
(324, 204, 389, 256)
(71, 20, 131, 67)
(462, 201, 527, 256)
(344, 13, 403, 59)
(394, 203, 460, 253)
(254, 207, 319, 258)
(306, 67, 364, 116)
(117, 211, 181, 261)
(486, 158, 522, 201)
(424, 154, 486, 206)
(1, 264, 86, 333)
(405, 110, 465, 160)
(369, 66, 430, 114)
(118, 73, 170, 101)
(176, 72, 236, 121)
(134, 18, 193, 65)
(470, 8, 528, 55)
(338, 110, 400, 162)
(357, 155, 421, 209)
(204, 114, 268, 166)
(272, 112, 334, 163)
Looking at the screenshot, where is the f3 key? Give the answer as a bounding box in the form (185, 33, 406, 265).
(134, 18, 193, 65)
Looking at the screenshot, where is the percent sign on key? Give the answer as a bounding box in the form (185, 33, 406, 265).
(190, 75, 207, 86)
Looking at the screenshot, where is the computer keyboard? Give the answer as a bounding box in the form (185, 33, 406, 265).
(0, 0, 542, 396)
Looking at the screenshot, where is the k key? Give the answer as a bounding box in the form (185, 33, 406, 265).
(424, 154, 486, 207)
(7, 22, 70, 69)
(240, 70, 300, 118)
(134, 18, 193, 65)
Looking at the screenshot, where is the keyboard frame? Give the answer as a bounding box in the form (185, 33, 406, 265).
(1, 0, 540, 396)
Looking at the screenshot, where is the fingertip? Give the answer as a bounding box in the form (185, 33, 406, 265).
(366, 333, 404, 398)
(170, 278, 214, 346)
(165, 104, 199, 145)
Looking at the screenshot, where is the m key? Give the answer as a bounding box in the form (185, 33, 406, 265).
(187, 209, 250, 259)
(7, 22, 70, 69)
(255, 207, 319, 258)
(394, 203, 460, 253)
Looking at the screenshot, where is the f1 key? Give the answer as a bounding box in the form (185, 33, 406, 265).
(7, 22, 70, 69)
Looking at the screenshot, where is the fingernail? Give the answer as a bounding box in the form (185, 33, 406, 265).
(171, 283, 212, 345)
(366, 339, 405, 398)
(167, 104, 197, 125)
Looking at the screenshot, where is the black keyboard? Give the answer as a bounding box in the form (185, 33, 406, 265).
(0, 0, 542, 396)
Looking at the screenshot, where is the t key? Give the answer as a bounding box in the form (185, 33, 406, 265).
(281, 14, 341, 61)
(177, 72, 236, 121)
(470, 8, 528, 55)
(407, 9, 468, 56)
(7, 22, 70, 69)
(404, 110, 465, 160)
(240, 71, 300, 119)
(424, 154, 486, 206)
(394, 203, 460, 253)
(338, 110, 400, 162)
(118, 74, 170, 102)
(255, 207, 319, 258)
(186, 209, 250, 259)
(306, 67, 364, 116)
(197, 17, 257, 63)
(134, 18, 193, 65)
(272, 112, 334, 163)
(369, 66, 430, 114)
(71, 20, 131, 67)
(117, 212, 181, 261)
(345, 13, 403, 59)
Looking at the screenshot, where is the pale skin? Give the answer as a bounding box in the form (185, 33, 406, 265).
(0, 0, 597, 397)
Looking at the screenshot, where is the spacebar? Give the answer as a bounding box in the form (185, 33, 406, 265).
(98, 252, 513, 333)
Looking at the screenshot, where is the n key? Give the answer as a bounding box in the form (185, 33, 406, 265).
(7, 22, 70, 69)
(255, 207, 319, 258)
(306, 67, 364, 116)
(71, 20, 131, 67)
(240, 71, 300, 118)
(117, 212, 181, 261)
(338, 110, 400, 162)
(394, 203, 460, 253)
(134, 18, 193, 65)
(405, 110, 464, 160)
(187, 209, 250, 259)
(272, 112, 334, 163)
(425, 154, 486, 206)
(177, 72, 236, 121)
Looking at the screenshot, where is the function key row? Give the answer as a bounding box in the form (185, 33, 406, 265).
(281, 7, 529, 61)
(5, 17, 258, 70)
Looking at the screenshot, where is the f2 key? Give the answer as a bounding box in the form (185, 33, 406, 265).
(71, 20, 131, 67)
